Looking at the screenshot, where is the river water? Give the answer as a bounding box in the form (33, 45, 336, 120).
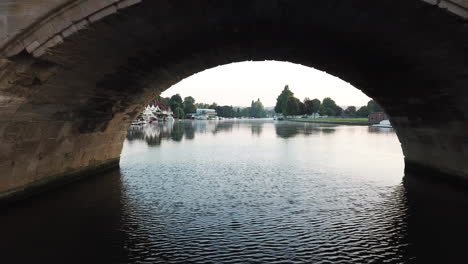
(1, 120, 468, 263)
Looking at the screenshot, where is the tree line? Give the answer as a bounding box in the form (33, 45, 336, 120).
(153, 94, 273, 118)
(274, 85, 383, 117)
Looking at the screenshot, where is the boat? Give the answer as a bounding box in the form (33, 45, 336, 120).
(273, 114, 284, 121)
(372, 120, 392, 128)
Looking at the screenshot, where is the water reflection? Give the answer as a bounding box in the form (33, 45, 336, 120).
(2, 168, 468, 263)
(127, 120, 340, 147)
(2, 121, 468, 263)
(274, 122, 335, 138)
(126, 120, 241, 147)
(368, 126, 396, 134)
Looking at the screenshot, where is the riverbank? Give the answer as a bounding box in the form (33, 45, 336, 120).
(287, 118, 377, 126)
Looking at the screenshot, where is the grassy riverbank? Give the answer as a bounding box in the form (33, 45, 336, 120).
(288, 117, 375, 125)
(298, 118, 368, 122)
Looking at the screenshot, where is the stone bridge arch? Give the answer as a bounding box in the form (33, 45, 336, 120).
(1, 0, 468, 200)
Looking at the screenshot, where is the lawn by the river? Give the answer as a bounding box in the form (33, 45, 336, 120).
(290, 118, 369, 123)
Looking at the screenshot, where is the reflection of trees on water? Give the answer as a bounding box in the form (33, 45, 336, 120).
(274, 122, 336, 138)
(170, 122, 185, 142)
(128, 121, 340, 145)
(368, 127, 395, 134)
(211, 121, 235, 134)
(182, 122, 195, 140)
(321, 128, 335, 134)
(250, 123, 263, 136)
(126, 120, 241, 147)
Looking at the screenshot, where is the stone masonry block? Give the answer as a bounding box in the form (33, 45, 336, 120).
(25, 40, 40, 53)
(448, 0, 468, 9)
(439, 0, 468, 18)
(77, 0, 118, 21)
(88, 5, 118, 23)
(32, 34, 63, 57)
(117, 0, 142, 10)
(61, 24, 78, 38)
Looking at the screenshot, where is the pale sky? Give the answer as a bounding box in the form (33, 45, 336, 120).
(162, 61, 371, 108)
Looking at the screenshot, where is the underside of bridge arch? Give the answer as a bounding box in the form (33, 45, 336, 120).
(1, 0, 468, 200)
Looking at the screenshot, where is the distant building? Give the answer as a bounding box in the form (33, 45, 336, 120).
(310, 112, 320, 118)
(368, 112, 388, 123)
(153, 102, 173, 117)
(196, 109, 217, 120)
(143, 102, 173, 121)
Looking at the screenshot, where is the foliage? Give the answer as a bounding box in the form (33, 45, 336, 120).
(321, 97, 342, 116)
(318, 104, 327, 116)
(311, 99, 321, 114)
(274, 85, 294, 114)
(155, 95, 170, 106)
(367, 100, 383, 113)
(183, 96, 196, 114)
(209, 102, 218, 109)
(344, 106, 357, 117)
(304, 98, 321, 115)
(250, 98, 267, 118)
(285, 96, 301, 116)
(194, 103, 211, 109)
(356, 106, 369, 117)
(240, 107, 251, 117)
(155, 89, 383, 121)
(173, 107, 185, 119)
(169, 94, 183, 113)
(215, 105, 237, 117)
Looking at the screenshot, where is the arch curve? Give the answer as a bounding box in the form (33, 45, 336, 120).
(1, 0, 468, 199)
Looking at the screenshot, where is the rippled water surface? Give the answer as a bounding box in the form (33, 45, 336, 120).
(2, 120, 468, 263)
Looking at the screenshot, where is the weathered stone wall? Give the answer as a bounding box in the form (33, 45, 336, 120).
(0, 0, 72, 47)
(2, 0, 468, 200)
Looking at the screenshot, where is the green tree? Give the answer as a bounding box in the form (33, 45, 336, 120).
(215, 105, 237, 117)
(183, 96, 196, 114)
(311, 99, 321, 114)
(209, 102, 218, 109)
(344, 106, 357, 117)
(195, 103, 210, 109)
(356, 106, 369, 117)
(322, 97, 342, 116)
(298, 100, 306, 115)
(285, 96, 300, 116)
(367, 100, 383, 113)
(304, 98, 314, 115)
(319, 104, 327, 116)
(274, 85, 294, 114)
(240, 107, 251, 117)
(250, 98, 267, 118)
(170, 94, 183, 113)
(173, 107, 185, 119)
(304, 98, 320, 115)
(154, 95, 170, 105)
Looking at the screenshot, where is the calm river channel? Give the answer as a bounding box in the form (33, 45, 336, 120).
(2, 120, 468, 263)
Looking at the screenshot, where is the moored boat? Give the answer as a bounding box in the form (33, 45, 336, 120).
(372, 120, 392, 128)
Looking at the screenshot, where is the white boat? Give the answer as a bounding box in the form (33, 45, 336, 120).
(372, 120, 392, 128)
